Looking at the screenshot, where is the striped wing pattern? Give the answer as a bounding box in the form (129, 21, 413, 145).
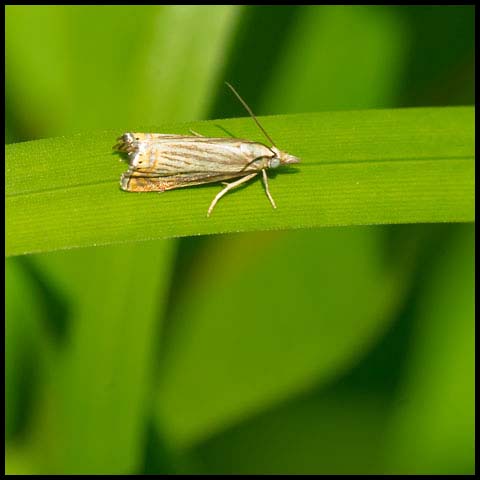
(121, 171, 249, 192)
(117, 134, 273, 192)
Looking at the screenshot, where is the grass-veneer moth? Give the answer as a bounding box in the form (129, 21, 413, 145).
(114, 82, 300, 217)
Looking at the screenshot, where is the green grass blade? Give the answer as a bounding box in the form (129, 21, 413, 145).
(189, 391, 391, 474)
(5, 259, 49, 441)
(23, 242, 175, 474)
(6, 5, 241, 138)
(385, 225, 475, 474)
(153, 226, 416, 450)
(6, 106, 474, 257)
(262, 5, 408, 112)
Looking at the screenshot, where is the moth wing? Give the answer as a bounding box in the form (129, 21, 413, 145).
(129, 138, 273, 174)
(121, 170, 253, 192)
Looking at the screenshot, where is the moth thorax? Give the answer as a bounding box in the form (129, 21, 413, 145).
(240, 142, 272, 159)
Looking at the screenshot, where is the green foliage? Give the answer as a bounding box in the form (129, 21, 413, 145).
(154, 226, 412, 449)
(6, 106, 474, 256)
(24, 243, 175, 473)
(385, 225, 475, 474)
(5, 5, 474, 475)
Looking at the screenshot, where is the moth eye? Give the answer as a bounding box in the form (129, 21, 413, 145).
(270, 158, 281, 169)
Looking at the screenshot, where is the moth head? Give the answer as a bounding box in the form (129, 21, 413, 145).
(269, 147, 300, 168)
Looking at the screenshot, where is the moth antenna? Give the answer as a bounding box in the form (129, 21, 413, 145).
(225, 81, 276, 147)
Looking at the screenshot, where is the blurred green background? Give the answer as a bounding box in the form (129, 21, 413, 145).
(5, 5, 474, 475)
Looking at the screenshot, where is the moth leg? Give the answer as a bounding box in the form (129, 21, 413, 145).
(189, 129, 204, 137)
(207, 173, 258, 217)
(262, 169, 277, 209)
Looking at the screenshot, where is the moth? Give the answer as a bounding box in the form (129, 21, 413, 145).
(114, 82, 300, 217)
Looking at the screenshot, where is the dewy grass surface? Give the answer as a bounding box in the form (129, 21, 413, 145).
(6, 106, 474, 256)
